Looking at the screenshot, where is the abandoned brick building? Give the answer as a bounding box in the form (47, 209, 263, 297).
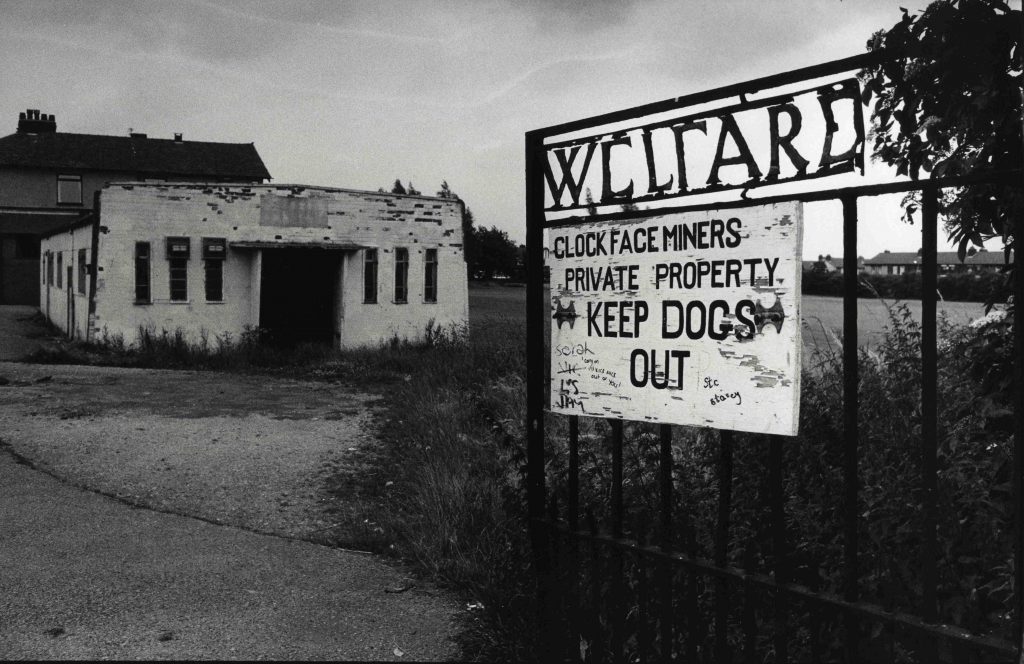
(38, 182, 468, 348)
(0, 108, 270, 305)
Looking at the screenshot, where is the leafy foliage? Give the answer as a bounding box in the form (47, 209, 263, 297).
(860, 0, 1022, 263)
(470, 226, 519, 280)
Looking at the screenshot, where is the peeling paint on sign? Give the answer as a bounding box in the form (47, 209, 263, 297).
(548, 202, 802, 436)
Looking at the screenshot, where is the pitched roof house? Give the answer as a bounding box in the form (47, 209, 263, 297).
(0, 108, 270, 304)
(863, 249, 1011, 275)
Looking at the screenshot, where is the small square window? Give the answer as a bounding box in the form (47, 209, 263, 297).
(57, 175, 82, 205)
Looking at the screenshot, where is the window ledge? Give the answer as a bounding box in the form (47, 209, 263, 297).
(205, 300, 226, 305)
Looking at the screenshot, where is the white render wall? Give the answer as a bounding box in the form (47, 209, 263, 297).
(39, 223, 93, 340)
(81, 182, 468, 348)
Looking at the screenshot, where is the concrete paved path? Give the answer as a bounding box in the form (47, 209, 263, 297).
(0, 451, 458, 660)
(0, 305, 53, 361)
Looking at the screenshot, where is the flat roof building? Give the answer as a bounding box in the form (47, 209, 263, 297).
(39, 182, 468, 348)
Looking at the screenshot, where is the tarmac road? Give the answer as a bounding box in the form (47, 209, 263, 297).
(0, 439, 458, 661)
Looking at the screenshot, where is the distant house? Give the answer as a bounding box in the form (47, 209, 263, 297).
(863, 249, 1011, 275)
(802, 254, 865, 274)
(0, 108, 270, 304)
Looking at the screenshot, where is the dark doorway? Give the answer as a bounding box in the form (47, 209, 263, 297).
(259, 249, 339, 346)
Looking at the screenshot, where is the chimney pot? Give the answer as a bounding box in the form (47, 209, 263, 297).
(17, 108, 56, 133)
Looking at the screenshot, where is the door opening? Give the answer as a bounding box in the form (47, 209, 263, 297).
(259, 249, 339, 346)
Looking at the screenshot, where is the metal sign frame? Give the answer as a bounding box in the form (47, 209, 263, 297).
(525, 51, 1024, 662)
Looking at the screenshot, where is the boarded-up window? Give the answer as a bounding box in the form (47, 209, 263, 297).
(363, 249, 378, 304)
(424, 248, 437, 303)
(394, 248, 408, 304)
(135, 242, 151, 303)
(259, 195, 328, 228)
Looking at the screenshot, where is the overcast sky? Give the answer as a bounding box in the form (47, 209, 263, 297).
(0, 0, 992, 259)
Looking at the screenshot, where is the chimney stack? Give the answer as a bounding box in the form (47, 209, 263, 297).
(174, 133, 183, 142)
(17, 108, 57, 134)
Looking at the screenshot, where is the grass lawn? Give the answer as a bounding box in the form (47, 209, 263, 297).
(469, 282, 989, 356)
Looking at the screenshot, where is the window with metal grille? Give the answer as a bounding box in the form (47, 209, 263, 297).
(57, 174, 82, 205)
(424, 248, 438, 303)
(166, 237, 190, 302)
(394, 248, 408, 304)
(135, 242, 150, 303)
(363, 248, 378, 304)
(202, 238, 226, 302)
(77, 248, 87, 295)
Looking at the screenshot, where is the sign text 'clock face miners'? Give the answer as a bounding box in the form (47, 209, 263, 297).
(548, 202, 802, 436)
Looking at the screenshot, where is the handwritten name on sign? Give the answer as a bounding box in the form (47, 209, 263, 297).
(548, 202, 802, 436)
(544, 79, 863, 212)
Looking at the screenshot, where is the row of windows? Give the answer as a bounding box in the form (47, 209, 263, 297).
(92, 239, 438, 305)
(363, 248, 438, 304)
(42, 248, 89, 295)
(135, 237, 225, 303)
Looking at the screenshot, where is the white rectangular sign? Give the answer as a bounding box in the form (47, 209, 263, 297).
(548, 202, 802, 436)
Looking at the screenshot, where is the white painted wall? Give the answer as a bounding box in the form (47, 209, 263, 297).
(74, 182, 467, 348)
(39, 223, 93, 340)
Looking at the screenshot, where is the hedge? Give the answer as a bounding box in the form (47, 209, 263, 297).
(802, 269, 1008, 302)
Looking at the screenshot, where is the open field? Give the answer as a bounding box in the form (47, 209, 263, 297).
(469, 283, 989, 355)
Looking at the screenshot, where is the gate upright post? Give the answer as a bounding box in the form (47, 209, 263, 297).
(920, 185, 939, 662)
(525, 130, 553, 656)
(841, 195, 860, 662)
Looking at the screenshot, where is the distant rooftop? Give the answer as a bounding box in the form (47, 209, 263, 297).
(0, 108, 270, 181)
(864, 249, 1011, 266)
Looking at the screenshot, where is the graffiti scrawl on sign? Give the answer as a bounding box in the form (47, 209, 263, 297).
(548, 202, 802, 436)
